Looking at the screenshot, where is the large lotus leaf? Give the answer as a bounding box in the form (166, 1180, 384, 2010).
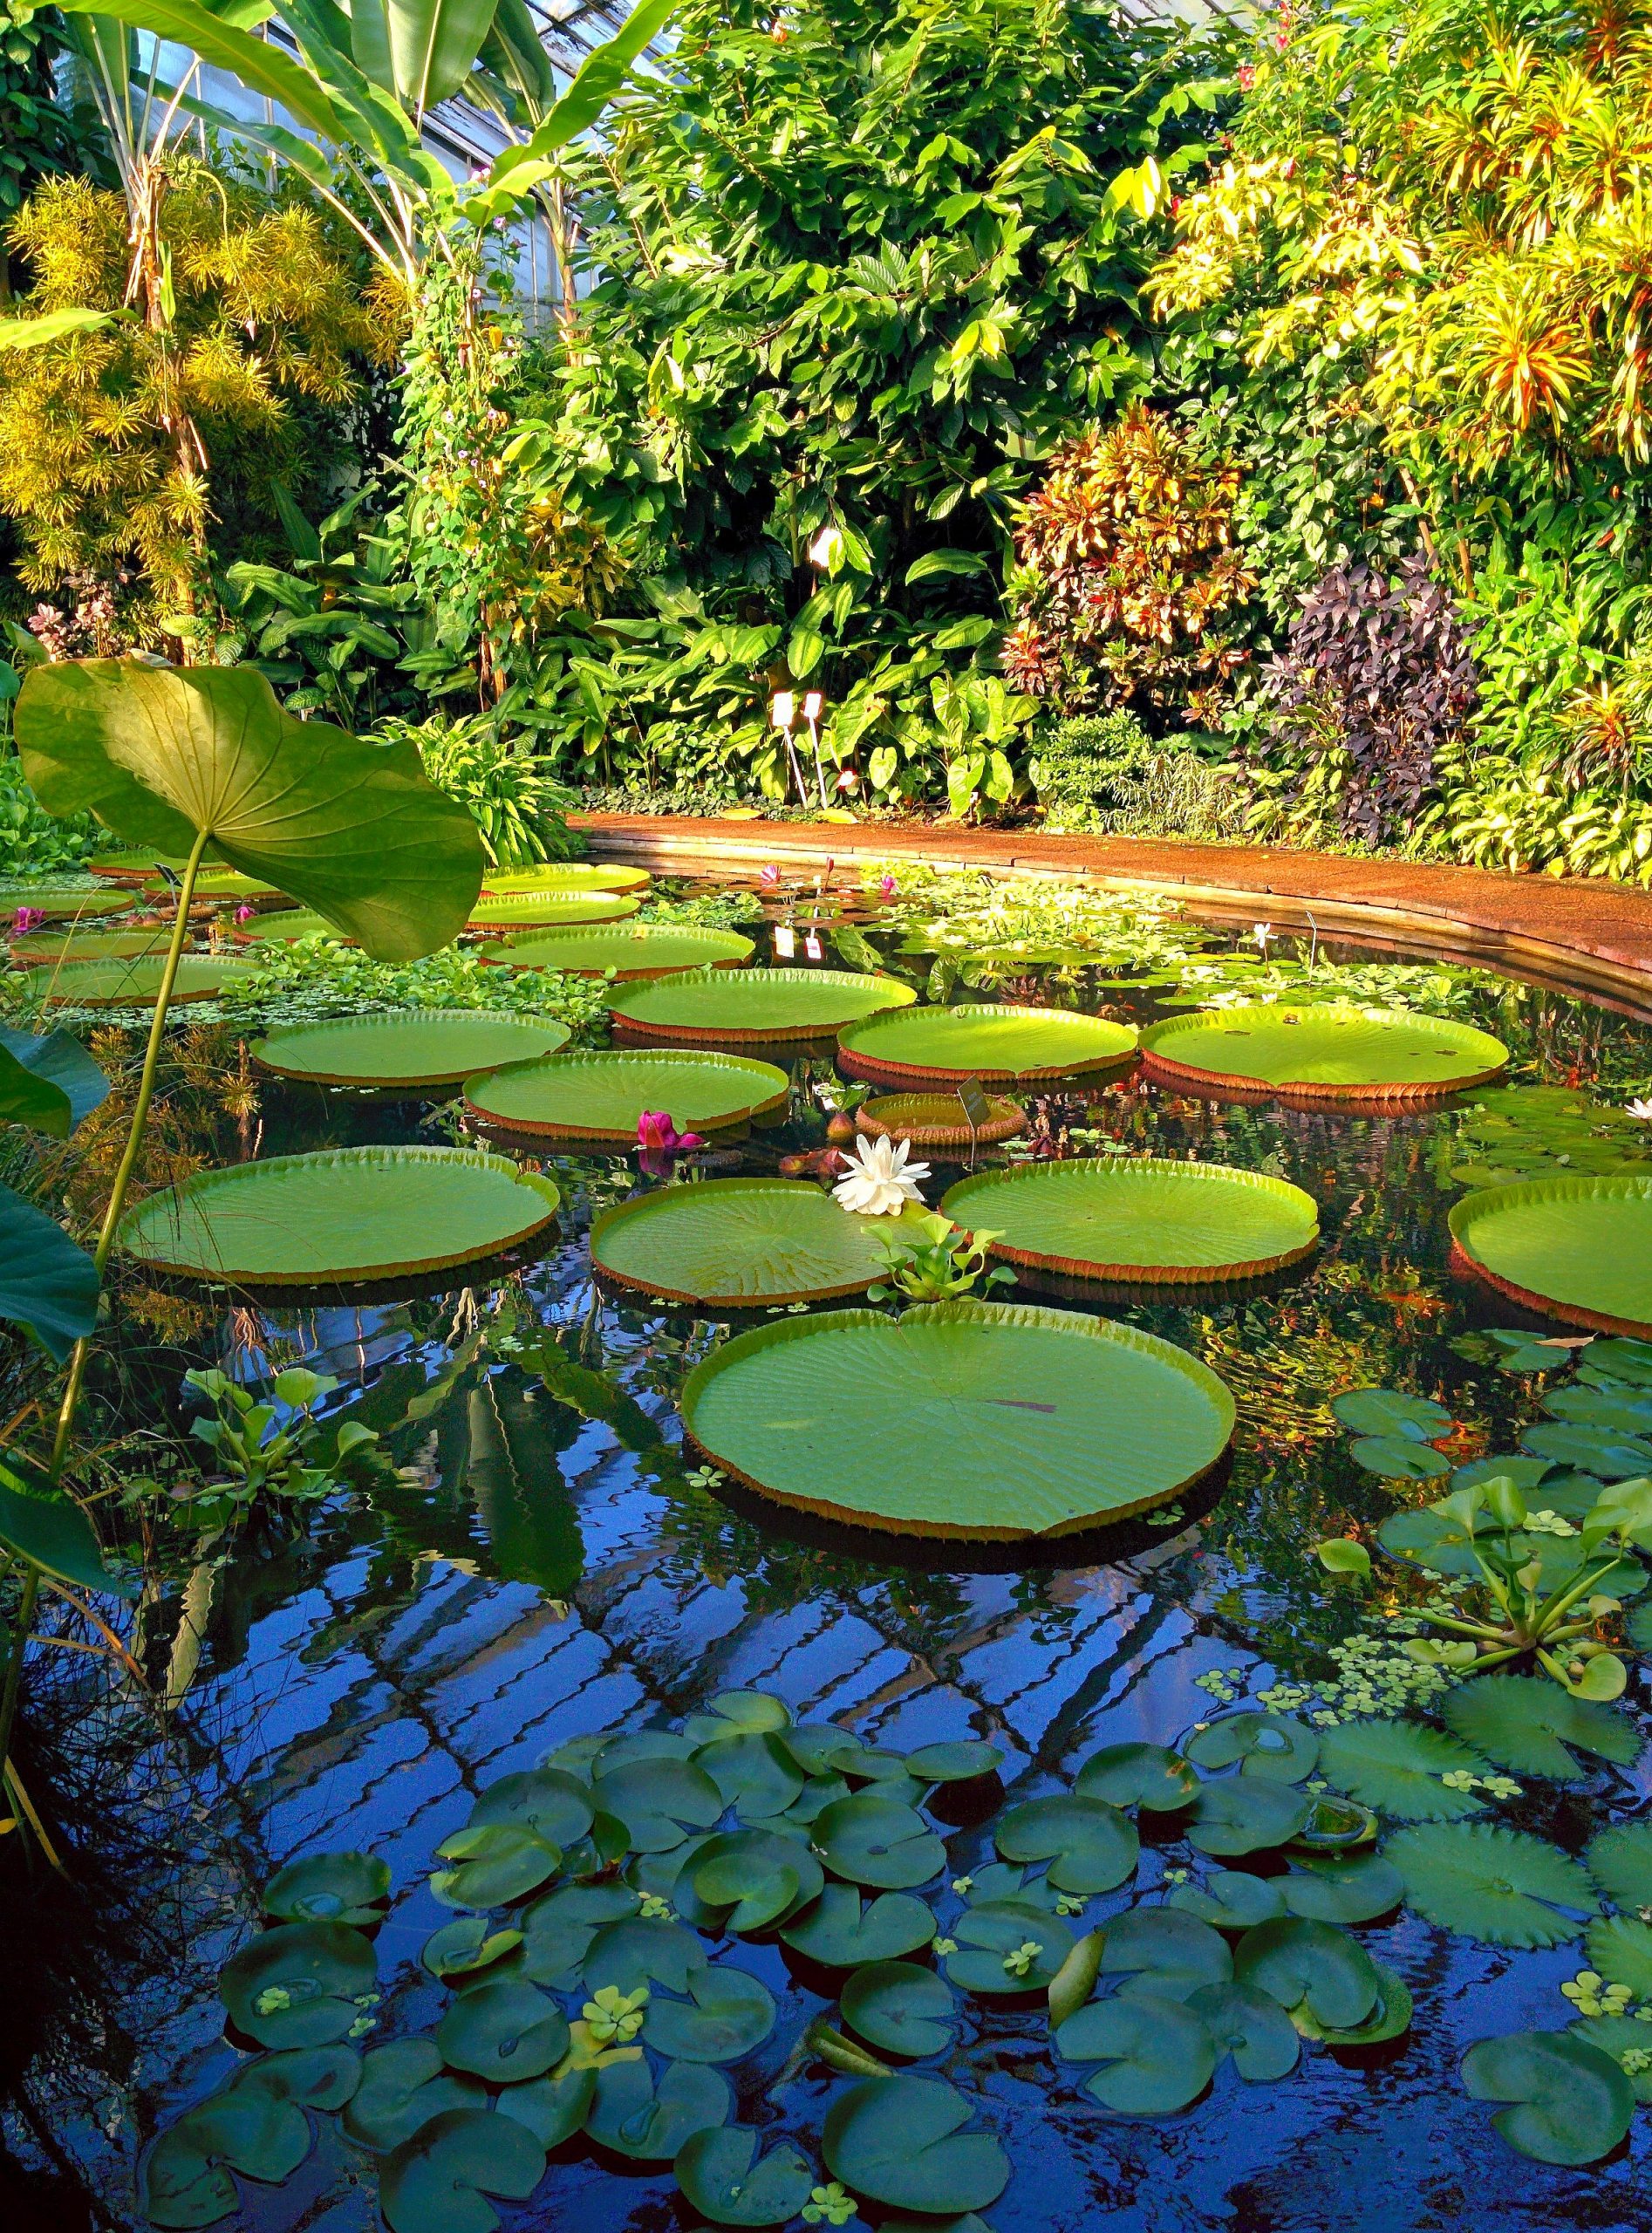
(252, 1010, 569, 1089)
(841, 1002, 1137, 1082)
(822, 2075, 1009, 2214)
(343, 2040, 486, 2152)
(1521, 1420, 1652, 1478)
(593, 1178, 908, 1308)
(0, 1181, 99, 1362)
(1546, 1382, 1652, 1434)
(430, 1825, 562, 1909)
(582, 1917, 706, 1997)
(1586, 1915, 1652, 1999)
(435, 1978, 570, 2081)
(468, 1767, 595, 1849)
(220, 1921, 376, 2050)
(684, 1690, 794, 1745)
(687, 1828, 823, 1931)
(584, 2054, 730, 2159)
(1232, 1916, 1382, 2030)
(1281, 1854, 1404, 1924)
(1142, 1003, 1506, 1092)
(1451, 1177, 1652, 1336)
(495, 2064, 598, 2148)
(1075, 1742, 1198, 1813)
(1167, 1872, 1286, 1931)
(674, 2125, 816, 2227)
(1461, 2031, 1635, 2165)
(1186, 1776, 1309, 1855)
(1329, 1386, 1453, 1440)
(379, 2107, 545, 2233)
(1587, 1820, 1652, 1909)
(482, 921, 751, 977)
(16, 660, 482, 959)
(940, 1156, 1314, 1279)
(613, 966, 915, 1042)
(1568, 2013, 1652, 2104)
(642, 1960, 776, 2063)
(1186, 1981, 1301, 2081)
(993, 1793, 1139, 1895)
(815, 1794, 945, 1890)
(841, 1959, 957, 2057)
(1184, 1714, 1319, 1784)
(0, 1451, 133, 1595)
(263, 1850, 389, 1926)
(591, 1754, 725, 1851)
(944, 1900, 1075, 1996)
(1316, 1718, 1490, 1820)
(1098, 1909, 1233, 2002)
(1386, 1823, 1598, 1947)
(117, 1147, 560, 1287)
(1055, 1990, 1218, 2113)
(0, 1024, 107, 1136)
(695, 1731, 806, 1820)
(906, 1740, 1004, 1783)
(1441, 1676, 1642, 1779)
(680, 1301, 1235, 1537)
(782, 1884, 936, 1967)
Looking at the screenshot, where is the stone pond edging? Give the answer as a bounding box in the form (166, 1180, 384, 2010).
(572, 813, 1652, 1022)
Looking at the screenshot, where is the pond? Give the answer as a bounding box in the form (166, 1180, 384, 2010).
(7, 864, 1652, 2232)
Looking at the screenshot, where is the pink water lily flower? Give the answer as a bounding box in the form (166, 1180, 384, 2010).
(877, 875, 897, 899)
(759, 864, 781, 889)
(637, 1109, 705, 1175)
(234, 904, 256, 923)
(11, 907, 45, 934)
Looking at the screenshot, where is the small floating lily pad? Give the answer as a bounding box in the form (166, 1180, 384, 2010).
(1141, 1002, 1507, 1104)
(1186, 1981, 1300, 2081)
(781, 1885, 937, 1967)
(343, 2041, 484, 2154)
(592, 1178, 920, 1308)
(253, 1010, 570, 1089)
(944, 1900, 1075, 1995)
(1316, 1717, 1490, 1821)
(1232, 1915, 1382, 2030)
(641, 1962, 776, 2063)
(1450, 1176, 1652, 1337)
(942, 1157, 1319, 1283)
(380, 2107, 544, 2233)
(1461, 2031, 1635, 2165)
(814, 1793, 945, 1889)
(584, 2056, 730, 2160)
(1184, 1715, 1319, 1783)
(480, 921, 753, 975)
(674, 2126, 814, 2227)
(1185, 1778, 1308, 1856)
(219, 1921, 376, 2050)
(611, 966, 915, 1044)
(994, 1794, 1139, 1894)
(435, 1979, 570, 2081)
(468, 891, 641, 928)
(1099, 1909, 1232, 2001)
(1075, 1743, 1198, 1812)
(263, 1850, 389, 1926)
(822, 2076, 1010, 2214)
(118, 1145, 560, 1285)
(28, 954, 254, 1005)
(1055, 1991, 1217, 2113)
(1386, 1822, 1598, 1946)
(842, 1961, 957, 2057)
(837, 1003, 1137, 1085)
(679, 1299, 1235, 1537)
(468, 1049, 789, 1141)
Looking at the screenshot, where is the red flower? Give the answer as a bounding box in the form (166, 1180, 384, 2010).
(637, 1110, 705, 1176)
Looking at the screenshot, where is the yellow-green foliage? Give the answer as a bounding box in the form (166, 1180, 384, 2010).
(0, 167, 398, 606)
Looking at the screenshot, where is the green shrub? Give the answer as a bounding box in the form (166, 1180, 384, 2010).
(379, 707, 585, 868)
(1030, 714, 1248, 840)
(0, 748, 97, 872)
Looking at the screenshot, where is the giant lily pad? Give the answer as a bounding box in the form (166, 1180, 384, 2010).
(1440, 1676, 1642, 1779)
(610, 966, 915, 1044)
(0, 1186, 99, 1362)
(679, 1300, 1235, 1538)
(0, 1024, 109, 1136)
(941, 1157, 1318, 1283)
(841, 1960, 958, 2056)
(674, 2126, 815, 2227)
(117, 1145, 560, 1285)
(1450, 1176, 1652, 1337)
(781, 1884, 936, 1967)
(1054, 1991, 1217, 2113)
(344, 2040, 485, 2152)
(481, 921, 753, 976)
(993, 1794, 1139, 1894)
(468, 891, 640, 927)
(467, 1048, 788, 1140)
(857, 1091, 1028, 1151)
(482, 862, 652, 895)
(943, 1900, 1075, 1995)
(10, 927, 169, 962)
(219, 1921, 376, 2050)
(251, 1011, 569, 1089)
(435, 1979, 570, 2080)
(584, 2055, 729, 2159)
(0, 880, 131, 919)
(591, 1178, 919, 1308)
(17, 660, 481, 959)
(227, 907, 356, 946)
(27, 954, 255, 1006)
(1316, 1717, 1491, 1820)
(1232, 1916, 1382, 2030)
(379, 2108, 544, 2233)
(822, 2076, 1009, 2214)
(814, 1793, 945, 1889)
(642, 1963, 777, 2063)
(1385, 1823, 1598, 1947)
(837, 1003, 1137, 1085)
(1140, 1003, 1507, 1104)
(1460, 2031, 1635, 2165)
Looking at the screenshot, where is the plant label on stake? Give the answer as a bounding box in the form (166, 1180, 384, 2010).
(775, 924, 796, 959)
(804, 931, 823, 962)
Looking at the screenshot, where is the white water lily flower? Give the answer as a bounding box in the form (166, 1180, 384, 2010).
(832, 1134, 929, 1216)
(1627, 1097, 1652, 1121)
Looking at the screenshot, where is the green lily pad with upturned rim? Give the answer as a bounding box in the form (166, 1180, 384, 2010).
(87, 847, 208, 880)
(1184, 1714, 1319, 1783)
(1385, 1822, 1599, 1946)
(227, 907, 355, 946)
(480, 920, 752, 976)
(1232, 1915, 1382, 2030)
(611, 966, 915, 1044)
(673, 2125, 816, 2227)
(592, 1178, 925, 1308)
(583, 2054, 730, 2159)
(434, 1978, 570, 2080)
(857, 1091, 1027, 1151)
(941, 1157, 1318, 1284)
(1055, 1990, 1218, 2114)
(262, 1850, 389, 1926)
(1460, 2031, 1635, 2165)
(1185, 1981, 1301, 2081)
(117, 1145, 560, 1286)
(1140, 1002, 1507, 1105)
(1075, 1743, 1198, 1812)
(251, 1009, 570, 1089)
(943, 1900, 1075, 1995)
(218, 1920, 376, 2051)
(1440, 1676, 1642, 1779)
(993, 1793, 1139, 1894)
(379, 2107, 545, 2233)
(837, 1002, 1137, 1086)
(28, 954, 255, 1005)
(1316, 1717, 1490, 1820)
(781, 1884, 936, 1967)
(343, 2040, 486, 2152)
(482, 862, 651, 895)
(841, 1960, 958, 2057)
(468, 891, 640, 928)
(822, 2075, 1010, 2214)
(466, 1048, 789, 1140)
(2, 881, 133, 920)
(679, 1299, 1236, 1540)
(10, 926, 169, 964)
(1451, 1176, 1652, 1338)
(1185, 1777, 1309, 1856)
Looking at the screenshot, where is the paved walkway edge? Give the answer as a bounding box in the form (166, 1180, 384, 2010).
(570, 813, 1652, 1021)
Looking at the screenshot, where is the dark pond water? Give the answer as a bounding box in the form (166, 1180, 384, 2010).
(6, 874, 1652, 2231)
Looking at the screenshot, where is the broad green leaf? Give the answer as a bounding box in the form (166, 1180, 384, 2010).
(674, 2125, 815, 2227)
(379, 2107, 544, 2233)
(0, 1026, 108, 1136)
(1054, 1990, 1217, 2113)
(1098, 1908, 1232, 2001)
(434, 1978, 570, 2080)
(841, 1960, 957, 2057)
(993, 1793, 1138, 1894)
(1386, 1823, 1597, 1947)
(1441, 1676, 1642, 1779)
(55, 0, 350, 144)
(0, 1179, 99, 1361)
(0, 307, 114, 351)
(1232, 1915, 1382, 2029)
(822, 2075, 1009, 2215)
(344, 2040, 486, 2152)
(219, 1921, 377, 2050)
(0, 1451, 133, 1595)
(1460, 2031, 1635, 2165)
(1316, 1717, 1490, 1820)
